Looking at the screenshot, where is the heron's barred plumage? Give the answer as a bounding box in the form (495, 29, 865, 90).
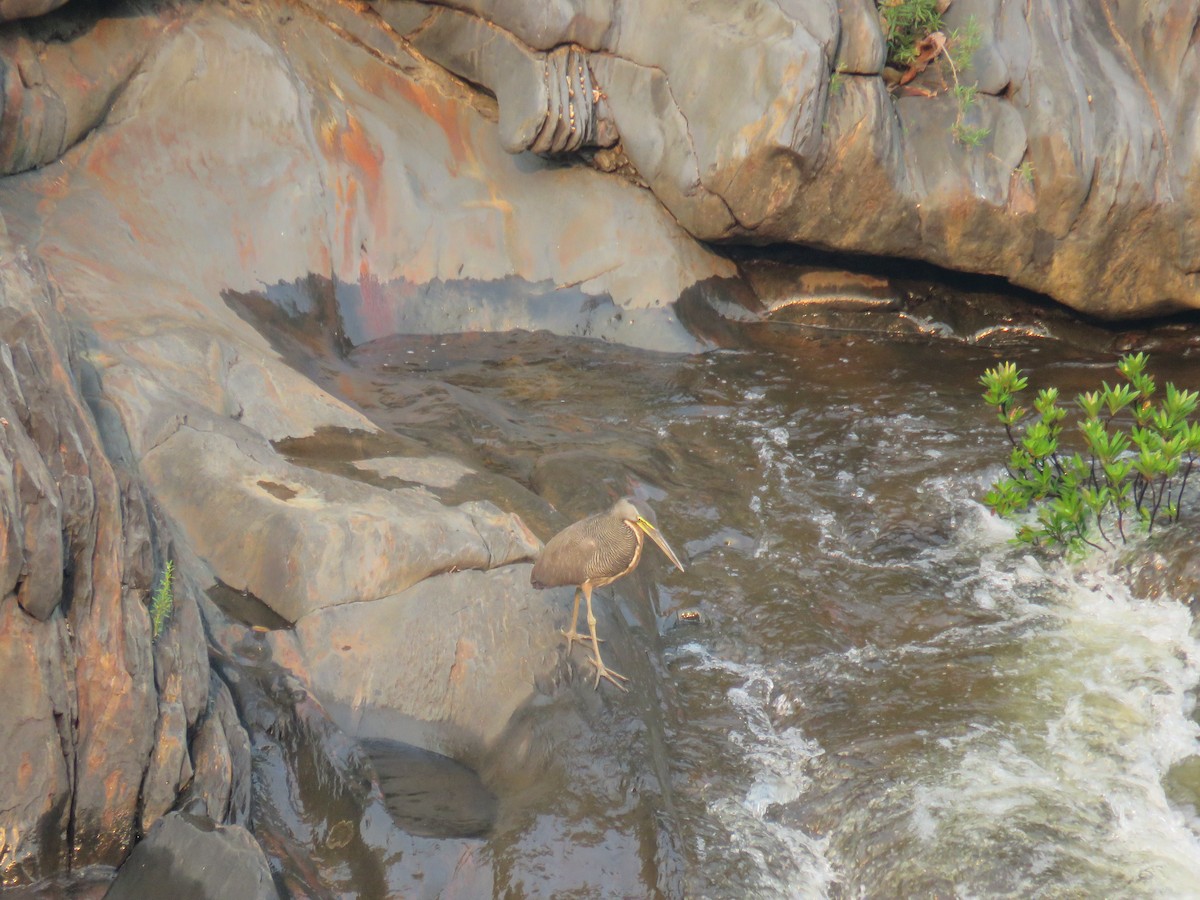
(529, 509, 642, 589)
(578, 516, 640, 584)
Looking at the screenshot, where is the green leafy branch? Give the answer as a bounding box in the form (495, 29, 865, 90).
(980, 353, 1200, 553)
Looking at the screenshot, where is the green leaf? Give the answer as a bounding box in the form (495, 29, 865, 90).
(1078, 391, 1103, 418)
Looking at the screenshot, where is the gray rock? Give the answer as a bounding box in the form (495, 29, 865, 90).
(140, 423, 541, 623)
(0, 247, 161, 875)
(104, 812, 279, 900)
(0, 594, 74, 882)
(0, 4, 164, 175)
(139, 696, 192, 835)
(179, 673, 253, 827)
(835, 0, 887, 74)
(0, 1, 70, 22)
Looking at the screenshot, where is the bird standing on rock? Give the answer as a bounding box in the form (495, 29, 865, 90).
(530, 498, 685, 690)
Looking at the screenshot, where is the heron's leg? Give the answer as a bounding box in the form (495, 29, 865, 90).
(561, 585, 602, 651)
(583, 584, 628, 691)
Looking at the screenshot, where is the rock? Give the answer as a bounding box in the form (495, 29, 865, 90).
(401, 6, 611, 155)
(179, 674, 251, 826)
(139, 696, 192, 835)
(103, 812, 279, 900)
(0, 247, 162, 876)
(204, 636, 501, 898)
(0, 594, 74, 882)
(141, 548, 215, 836)
(139, 423, 540, 623)
(0, 4, 166, 175)
(836, 0, 888, 74)
(281, 565, 567, 765)
(0, 2, 70, 22)
(0, 310, 65, 622)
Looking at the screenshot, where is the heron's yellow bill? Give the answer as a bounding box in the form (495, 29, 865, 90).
(635, 516, 686, 573)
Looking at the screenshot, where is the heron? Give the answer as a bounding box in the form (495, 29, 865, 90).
(530, 497, 685, 689)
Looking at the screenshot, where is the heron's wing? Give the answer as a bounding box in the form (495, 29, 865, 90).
(532, 528, 602, 588)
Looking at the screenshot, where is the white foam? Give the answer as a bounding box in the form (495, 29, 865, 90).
(675, 426, 1200, 895)
(906, 497, 1200, 894)
(672, 644, 839, 898)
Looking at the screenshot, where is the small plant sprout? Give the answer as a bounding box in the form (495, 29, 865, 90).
(944, 18, 989, 146)
(980, 353, 1200, 554)
(151, 560, 175, 640)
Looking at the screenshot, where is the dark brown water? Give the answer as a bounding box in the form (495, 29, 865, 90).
(336, 329, 1200, 897)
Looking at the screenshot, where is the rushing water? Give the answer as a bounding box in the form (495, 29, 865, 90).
(345, 328, 1200, 897)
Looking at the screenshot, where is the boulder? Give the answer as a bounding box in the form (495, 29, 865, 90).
(103, 812, 278, 900)
(280, 565, 567, 764)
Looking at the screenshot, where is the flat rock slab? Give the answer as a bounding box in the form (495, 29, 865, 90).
(140, 423, 540, 623)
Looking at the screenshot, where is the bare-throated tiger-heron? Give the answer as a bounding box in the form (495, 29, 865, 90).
(530, 498, 685, 689)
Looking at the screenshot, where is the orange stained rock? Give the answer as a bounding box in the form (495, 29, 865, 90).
(321, 110, 393, 269)
(103, 768, 123, 806)
(234, 227, 257, 271)
(449, 637, 476, 685)
(336, 112, 383, 194)
(393, 77, 471, 172)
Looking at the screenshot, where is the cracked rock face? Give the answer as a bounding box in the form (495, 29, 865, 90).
(8, 1, 1199, 317)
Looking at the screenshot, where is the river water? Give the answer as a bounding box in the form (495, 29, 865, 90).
(345, 327, 1200, 898)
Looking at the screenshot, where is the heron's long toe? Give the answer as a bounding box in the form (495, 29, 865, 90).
(561, 628, 603, 652)
(587, 654, 629, 691)
(581, 586, 625, 690)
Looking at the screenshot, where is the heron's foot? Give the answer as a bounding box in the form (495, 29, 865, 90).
(561, 628, 603, 652)
(587, 656, 629, 691)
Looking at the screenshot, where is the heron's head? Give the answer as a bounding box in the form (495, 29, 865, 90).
(612, 498, 685, 573)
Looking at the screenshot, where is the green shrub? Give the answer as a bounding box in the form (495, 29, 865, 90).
(151, 560, 175, 640)
(879, 0, 942, 67)
(980, 353, 1200, 553)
